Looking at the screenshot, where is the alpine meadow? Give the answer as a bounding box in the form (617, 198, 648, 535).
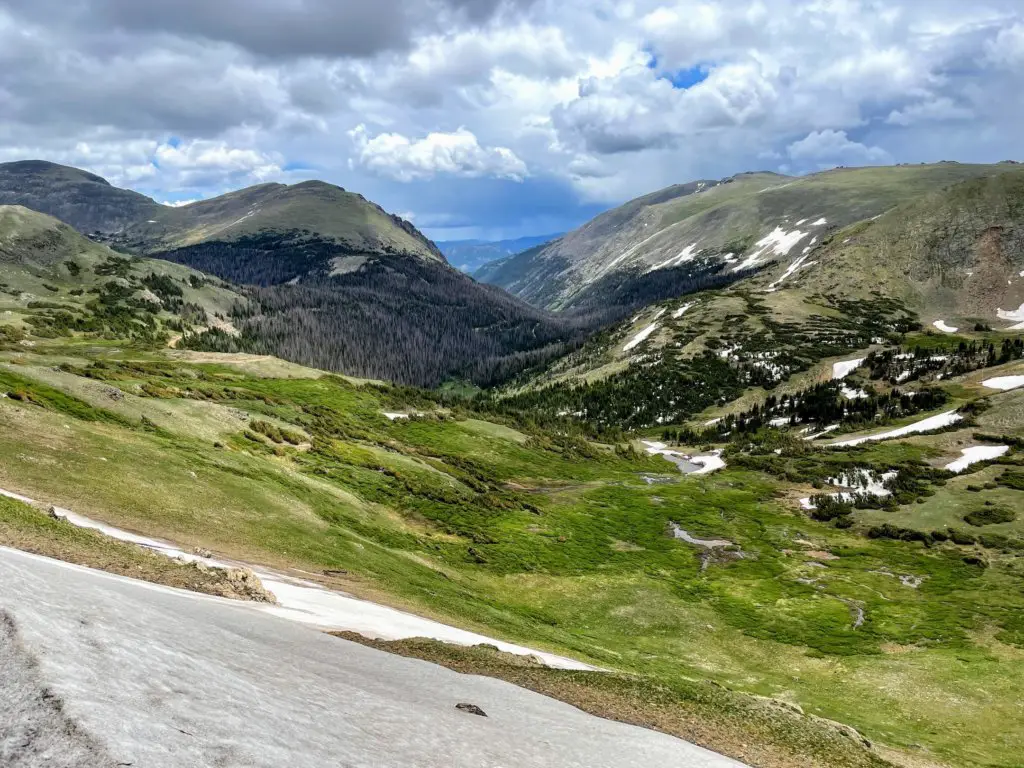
(2, 2, 1024, 767)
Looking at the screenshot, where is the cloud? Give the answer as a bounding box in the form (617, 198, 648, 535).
(0, 0, 1022, 237)
(349, 126, 528, 181)
(787, 130, 892, 167)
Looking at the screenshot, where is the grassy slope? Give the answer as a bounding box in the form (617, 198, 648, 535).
(488, 164, 1018, 310)
(0, 205, 242, 325)
(0, 494, 270, 600)
(0, 338, 1022, 767)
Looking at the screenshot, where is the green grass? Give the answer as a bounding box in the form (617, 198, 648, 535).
(0, 346, 1023, 766)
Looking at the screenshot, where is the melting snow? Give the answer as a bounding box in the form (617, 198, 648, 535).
(383, 412, 410, 420)
(732, 226, 809, 272)
(932, 320, 958, 333)
(945, 445, 1010, 473)
(982, 375, 1024, 391)
(648, 244, 700, 272)
(832, 358, 865, 379)
(0, 489, 595, 669)
(803, 425, 840, 441)
(833, 410, 962, 447)
(997, 302, 1024, 328)
(841, 385, 868, 400)
(672, 302, 695, 319)
(624, 323, 659, 352)
(810, 218, 827, 226)
(800, 470, 897, 509)
(642, 441, 726, 476)
(768, 251, 817, 290)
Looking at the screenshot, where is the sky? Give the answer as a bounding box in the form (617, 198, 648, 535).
(1, 0, 1022, 241)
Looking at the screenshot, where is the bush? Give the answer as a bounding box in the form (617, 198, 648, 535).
(964, 506, 1017, 527)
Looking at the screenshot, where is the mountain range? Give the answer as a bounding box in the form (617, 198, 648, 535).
(435, 234, 563, 273)
(3, 155, 1024, 768)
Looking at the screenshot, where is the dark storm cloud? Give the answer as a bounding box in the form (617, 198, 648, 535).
(1, 0, 537, 59)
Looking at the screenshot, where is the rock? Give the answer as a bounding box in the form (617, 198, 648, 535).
(46, 505, 65, 521)
(193, 547, 213, 559)
(223, 567, 277, 604)
(809, 715, 871, 748)
(455, 703, 487, 717)
(322, 569, 349, 577)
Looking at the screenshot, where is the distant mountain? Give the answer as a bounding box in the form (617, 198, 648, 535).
(0, 160, 444, 276)
(435, 234, 563, 273)
(0, 161, 588, 387)
(478, 164, 1021, 311)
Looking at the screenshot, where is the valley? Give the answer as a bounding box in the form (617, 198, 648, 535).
(1, 159, 1023, 768)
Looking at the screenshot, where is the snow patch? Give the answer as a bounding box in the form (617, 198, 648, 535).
(732, 226, 809, 272)
(997, 302, 1024, 325)
(832, 358, 864, 379)
(800, 470, 897, 509)
(0, 490, 595, 670)
(624, 323, 659, 352)
(982, 375, 1024, 391)
(932, 320, 958, 333)
(841, 385, 868, 400)
(810, 218, 827, 226)
(834, 410, 962, 447)
(945, 445, 1010, 473)
(672, 302, 695, 319)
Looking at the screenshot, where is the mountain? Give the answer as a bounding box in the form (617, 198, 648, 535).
(4, 162, 1024, 768)
(491, 163, 1024, 430)
(0, 161, 587, 388)
(0, 204, 242, 345)
(480, 164, 1020, 311)
(435, 234, 563, 273)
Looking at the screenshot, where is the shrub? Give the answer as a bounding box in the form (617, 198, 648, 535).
(964, 506, 1017, 527)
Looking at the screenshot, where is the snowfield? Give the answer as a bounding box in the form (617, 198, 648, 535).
(932, 320, 958, 333)
(672, 301, 695, 319)
(623, 322, 659, 352)
(732, 226, 809, 272)
(0, 547, 746, 768)
(945, 445, 1010, 473)
(982, 375, 1024, 391)
(832, 358, 865, 379)
(0, 489, 592, 670)
(833, 410, 962, 447)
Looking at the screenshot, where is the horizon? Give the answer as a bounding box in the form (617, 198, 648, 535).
(1, 0, 1023, 240)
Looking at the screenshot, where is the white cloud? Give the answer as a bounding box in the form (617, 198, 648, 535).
(787, 130, 892, 167)
(886, 97, 973, 126)
(349, 125, 528, 181)
(1, 0, 1023, 236)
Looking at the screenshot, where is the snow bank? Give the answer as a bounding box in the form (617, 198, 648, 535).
(803, 424, 840, 440)
(832, 358, 864, 379)
(982, 375, 1024, 391)
(642, 441, 726, 476)
(383, 412, 410, 421)
(672, 302, 695, 319)
(0, 548, 745, 768)
(624, 323, 659, 352)
(0, 490, 594, 670)
(945, 445, 1010, 473)
(841, 385, 868, 400)
(833, 410, 962, 447)
(733, 226, 809, 272)
(997, 302, 1024, 324)
(932, 320, 958, 333)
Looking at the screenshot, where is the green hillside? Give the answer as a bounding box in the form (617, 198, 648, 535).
(481, 163, 1023, 311)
